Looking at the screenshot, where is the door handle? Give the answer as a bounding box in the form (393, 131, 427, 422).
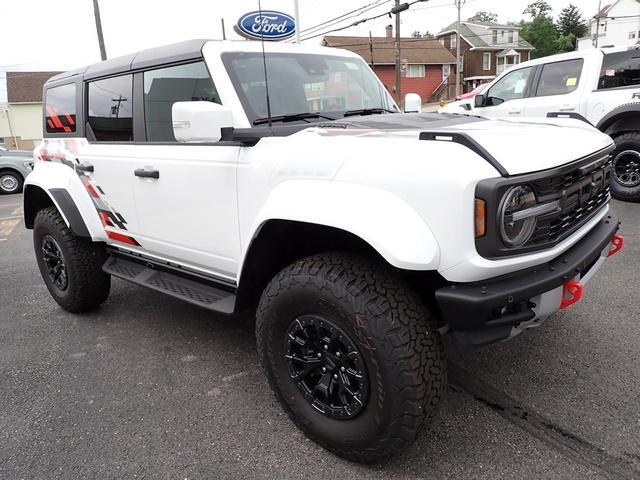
(134, 168, 160, 179)
(76, 163, 94, 173)
(559, 105, 575, 111)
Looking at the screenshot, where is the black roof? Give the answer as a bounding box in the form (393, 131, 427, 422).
(46, 39, 209, 86)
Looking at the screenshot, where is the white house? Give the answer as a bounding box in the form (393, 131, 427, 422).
(577, 0, 640, 50)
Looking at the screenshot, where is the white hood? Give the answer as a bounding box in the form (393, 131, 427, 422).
(457, 118, 614, 175)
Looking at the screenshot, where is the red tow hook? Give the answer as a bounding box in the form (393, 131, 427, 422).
(560, 280, 583, 309)
(608, 234, 624, 257)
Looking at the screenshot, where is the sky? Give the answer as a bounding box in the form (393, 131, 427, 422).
(0, 0, 603, 101)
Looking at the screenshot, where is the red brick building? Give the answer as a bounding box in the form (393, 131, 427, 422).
(322, 28, 457, 103)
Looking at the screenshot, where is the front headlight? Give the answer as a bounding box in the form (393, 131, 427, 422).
(499, 185, 537, 247)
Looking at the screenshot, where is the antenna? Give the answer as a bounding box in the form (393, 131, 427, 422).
(258, 0, 273, 129)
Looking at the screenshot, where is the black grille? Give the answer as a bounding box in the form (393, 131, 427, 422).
(527, 159, 611, 248)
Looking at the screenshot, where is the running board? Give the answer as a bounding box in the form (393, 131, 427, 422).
(103, 256, 236, 314)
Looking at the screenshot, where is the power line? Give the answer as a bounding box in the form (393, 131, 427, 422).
(298, 0, 391, 37)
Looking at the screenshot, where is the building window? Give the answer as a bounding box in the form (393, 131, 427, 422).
(143, 61, 219, 142)
(501, 30, 505, 37)
(407, 64, 426, 77)
(451, 35, 457, 49)
(439, 38, 444, 46)
(442, 64, 451, 79)
(630, 31, 636, 39)
(492, 30, 497, 44)
(483, 52, 492, 71)
(509, 30, 514, 43)
(88, 75, 133, 142)
(45, 83, 77, 134)
(0, 137, 4, 144)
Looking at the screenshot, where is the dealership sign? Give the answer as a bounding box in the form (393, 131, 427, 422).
(235, 11, 296, 41)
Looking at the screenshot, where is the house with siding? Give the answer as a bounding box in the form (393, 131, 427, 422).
(436, 20, 534, 93)
(323, 26, 457, 102)
(0, 71, 60, 150)
(577, 0, 640, 50)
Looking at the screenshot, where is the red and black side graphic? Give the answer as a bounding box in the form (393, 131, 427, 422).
(76, 170, 141, 247)
(46, 106, 76, 134)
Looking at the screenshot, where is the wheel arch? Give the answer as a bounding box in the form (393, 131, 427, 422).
(24, 184, 90, 237)
(234, 181, 442, 313)
(597, 104, 640, 137)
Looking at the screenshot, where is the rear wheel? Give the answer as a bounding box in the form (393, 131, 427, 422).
(0, 170, 23, 194)
(610, 133, 640, 202)
(34, 207, 110, 312)
(256, 253, 446, 463)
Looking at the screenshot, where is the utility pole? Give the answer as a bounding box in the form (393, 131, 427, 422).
(595, 0, 602, 47)
(369, 31, 375, 68)
(454, 0, 465, 97)
(294, 0, 301, 43)
(221, 18, 227, 40)
(393, 0, 403, 108)
(92, 0, 107, 60)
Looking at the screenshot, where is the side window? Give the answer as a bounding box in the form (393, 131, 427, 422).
(143, 61, 219, 142)
(87, 75, 133, 142)
(487, 67, 533, 105)
(536, 59, 583, 97)
(45, 84, 77, 134)
(599, 51, 640, 89)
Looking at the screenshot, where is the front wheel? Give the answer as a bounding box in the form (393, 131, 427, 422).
(0, 170, 23, 194)
(256, 253, 446, 463)
(34, 207, 111, 312)
(610, 133, 640, 202)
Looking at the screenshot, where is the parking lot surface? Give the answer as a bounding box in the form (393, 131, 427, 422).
(1, 193, 638, 479)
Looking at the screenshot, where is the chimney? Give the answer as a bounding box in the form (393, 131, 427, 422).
(386, 24, 393, 38)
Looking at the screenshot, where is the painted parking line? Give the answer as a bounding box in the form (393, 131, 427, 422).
(0, 206, 23, 241)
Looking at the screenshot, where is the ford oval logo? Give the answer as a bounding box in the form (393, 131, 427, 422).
(236, 11, 296, 41)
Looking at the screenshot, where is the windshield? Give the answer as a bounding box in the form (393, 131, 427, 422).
(222, 52, 398, 124)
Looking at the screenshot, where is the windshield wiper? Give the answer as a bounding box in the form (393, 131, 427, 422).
(253, 112, 336, 126)
(343, 108, 398, 117)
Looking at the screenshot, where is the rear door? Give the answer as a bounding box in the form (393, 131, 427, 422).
(79, 74, 142, 247)
(522, 58, 586, 118)
(477, 66, 535, 118)
(130, 61, 241, 280)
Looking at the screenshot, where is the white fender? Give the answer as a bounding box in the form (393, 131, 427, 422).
(25, 161, 107, 242)
(244, 180, 440, 272)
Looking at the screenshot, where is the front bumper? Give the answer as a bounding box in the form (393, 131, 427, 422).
(435, 212, 621, 350)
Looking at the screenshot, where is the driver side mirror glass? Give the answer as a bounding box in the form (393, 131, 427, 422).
(172, 101, 233, 143)
(474, 94, 487, 108)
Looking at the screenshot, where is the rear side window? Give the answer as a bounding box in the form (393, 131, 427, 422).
(45, 84, 77, 134)
(536, 59, 583, 97)
(87, 75, 133, 141)
(143, 61, 219, 142)
(599, 50, 640, 89)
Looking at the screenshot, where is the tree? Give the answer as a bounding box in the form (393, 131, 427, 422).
(557, 4, 587, 50)
(411, 30, 434, 38)
(523, 0, 553, 19)
(468, 11, 498, 23)
(520, 1, 558, 58)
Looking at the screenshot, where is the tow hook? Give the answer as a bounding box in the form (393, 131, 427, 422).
(608, 234, 624, 257)
(560, 280, 583, 309)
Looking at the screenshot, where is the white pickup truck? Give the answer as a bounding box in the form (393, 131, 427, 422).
(23, 40, 623, 462)
(441, 46, 640, 202)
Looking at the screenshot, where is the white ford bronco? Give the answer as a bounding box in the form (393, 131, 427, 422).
(441, 46, 640, 202)
(25, 40, 623, 462)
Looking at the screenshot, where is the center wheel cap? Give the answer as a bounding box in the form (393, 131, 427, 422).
(284, 314, 369, 420)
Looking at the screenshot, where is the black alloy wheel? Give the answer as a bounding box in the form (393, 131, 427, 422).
(612, 150, 640, 188)
(41, 235, 68, 291)
(285, 314, 368, 420)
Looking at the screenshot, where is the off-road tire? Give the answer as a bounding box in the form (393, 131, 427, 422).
(0, 169, 24, 194)
(256, 253, 446, 463)
(34, 207, 110, 312)
(610, 133, 640, 202)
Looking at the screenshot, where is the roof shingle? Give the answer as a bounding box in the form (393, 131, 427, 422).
(322, 36, 456, 65)
(6, 71, 61, 103)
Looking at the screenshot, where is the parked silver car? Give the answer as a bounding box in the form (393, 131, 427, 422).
(0, 146, 33, 194)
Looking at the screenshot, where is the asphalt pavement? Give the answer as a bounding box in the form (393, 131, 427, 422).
(0, 193, 638, 479)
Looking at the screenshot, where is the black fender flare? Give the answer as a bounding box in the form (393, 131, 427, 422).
(24, 185, 91, 237)
(596, 102, 640, 132)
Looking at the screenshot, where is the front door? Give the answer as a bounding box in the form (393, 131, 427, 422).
(476, 66, 534, 119)
(129, 61, 241, 281)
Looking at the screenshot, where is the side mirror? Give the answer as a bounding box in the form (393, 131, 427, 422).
(404, 93, 422, 113)
(474, 94, 487, 108)
(172, 101, 233, 143)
